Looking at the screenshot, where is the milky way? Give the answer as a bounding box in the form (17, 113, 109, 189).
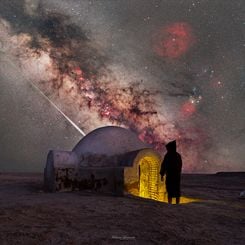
(0, 0, 244, 172)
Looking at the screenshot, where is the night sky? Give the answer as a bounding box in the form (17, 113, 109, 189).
(0, 0, 244, 172)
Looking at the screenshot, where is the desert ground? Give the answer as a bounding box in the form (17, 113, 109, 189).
(0, 172, 244, 245)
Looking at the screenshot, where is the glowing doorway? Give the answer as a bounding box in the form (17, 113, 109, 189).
(124, 149, 165, 201)
(123, 148, 198, 204)
(139, 156, 160, 200)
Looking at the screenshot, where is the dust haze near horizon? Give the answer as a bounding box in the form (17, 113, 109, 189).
(0, 0, 244, 173)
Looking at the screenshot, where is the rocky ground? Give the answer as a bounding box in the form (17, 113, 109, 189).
(0, 172, 244, 244)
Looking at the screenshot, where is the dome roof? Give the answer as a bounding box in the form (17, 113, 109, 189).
(72, 126, 149, 157)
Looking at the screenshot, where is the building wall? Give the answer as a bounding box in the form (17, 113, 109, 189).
(44, 148, 166, 201)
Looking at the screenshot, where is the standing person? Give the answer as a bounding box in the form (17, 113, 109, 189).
(160, 140, 182, 204)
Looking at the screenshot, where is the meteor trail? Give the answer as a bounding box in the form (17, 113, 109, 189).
(30, 81, 86, 136)
(3, 54, 86, 136)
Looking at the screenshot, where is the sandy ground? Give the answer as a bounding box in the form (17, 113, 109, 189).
(0, 172, 244, 245)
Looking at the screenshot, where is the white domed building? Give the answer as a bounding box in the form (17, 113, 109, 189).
(73, 126, 149, 157)
(44, 126, 165, 201)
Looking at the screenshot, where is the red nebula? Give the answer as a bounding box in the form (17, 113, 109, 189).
(181, 101, 196, 117)
(153, 22, 195, 59)
(72, 67, 83, 76)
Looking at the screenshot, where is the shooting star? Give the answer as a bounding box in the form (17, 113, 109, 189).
(3, 53, 86, 136)
(30, 81, 86, 136)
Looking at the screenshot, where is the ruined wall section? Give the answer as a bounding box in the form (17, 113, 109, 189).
(44, 150, 124, 195)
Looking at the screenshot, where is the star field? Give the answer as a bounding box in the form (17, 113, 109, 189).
(0, 0, 244, 172)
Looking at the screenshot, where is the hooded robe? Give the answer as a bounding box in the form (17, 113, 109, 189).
(160, 140, 182, 198)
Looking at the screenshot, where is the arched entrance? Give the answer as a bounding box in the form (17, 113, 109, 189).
(139, 156, 159, 200)
(124, 149, 165, 201)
